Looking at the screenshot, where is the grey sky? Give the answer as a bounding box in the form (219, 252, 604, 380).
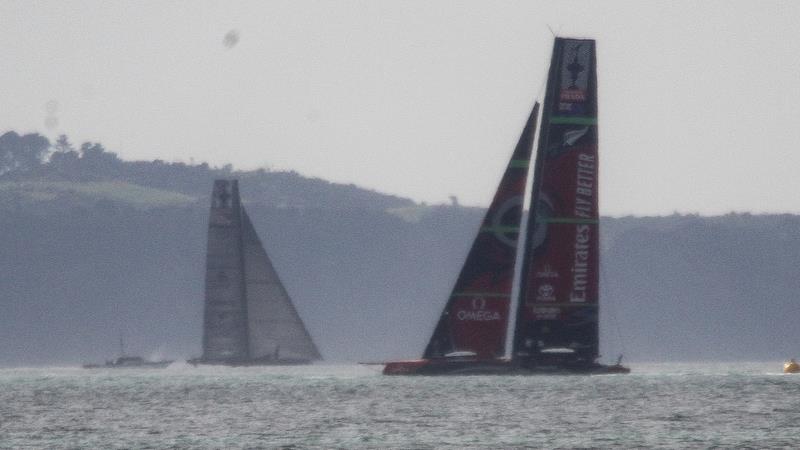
(2, 1, 798, 215)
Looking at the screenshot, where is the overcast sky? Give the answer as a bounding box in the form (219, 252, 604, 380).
(2, 1, 798, 215)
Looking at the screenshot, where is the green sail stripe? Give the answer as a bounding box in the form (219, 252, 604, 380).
(542, 217, 599, 224)
(525, 302, 598, 307)
(550, 116, 597, 125)
(509, 159, 530, 169)
(480, 225, 520, 233)
(452, 292, 510, 298)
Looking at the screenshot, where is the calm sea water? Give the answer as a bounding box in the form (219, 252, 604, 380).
(1, 362, 799, 448)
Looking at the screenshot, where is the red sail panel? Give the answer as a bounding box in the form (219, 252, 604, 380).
(423, 103, 538, 360)
(513, 38, 600, 364)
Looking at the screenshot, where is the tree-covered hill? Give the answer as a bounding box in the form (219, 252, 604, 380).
(0, 131, 413, 211)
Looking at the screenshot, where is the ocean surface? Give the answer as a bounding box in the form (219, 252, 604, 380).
(1, 362, 799, 448)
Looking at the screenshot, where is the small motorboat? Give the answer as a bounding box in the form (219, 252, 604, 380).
(783, 359, 800, 373)
(83, 333, 173, 369)
(83, 356, 173, 369)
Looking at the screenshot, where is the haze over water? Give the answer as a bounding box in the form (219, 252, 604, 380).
(2, 363, 799, 448)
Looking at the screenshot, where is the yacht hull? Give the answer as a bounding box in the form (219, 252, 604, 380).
(383, 359, 629, 376)
(187, 357, 313, 367)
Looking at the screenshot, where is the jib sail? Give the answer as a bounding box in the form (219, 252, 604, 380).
(241, 208, 321, 362)
(513, 38, 600, 364)
(423, 103, 539, 359)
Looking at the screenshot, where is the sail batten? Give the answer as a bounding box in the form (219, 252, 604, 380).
(422, 103, 539, 360)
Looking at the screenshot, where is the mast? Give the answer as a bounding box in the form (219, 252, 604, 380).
(422, 103, 538, 360)
(513, 38, 600, 366)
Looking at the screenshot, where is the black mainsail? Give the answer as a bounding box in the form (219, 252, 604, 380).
(197, 180, 321, 365)
(512, 38, 603, 369)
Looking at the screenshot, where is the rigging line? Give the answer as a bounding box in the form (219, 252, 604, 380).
(535, 29, 558, 101)
(535, 70, 547, 101)
(505, 104, 541, 358)
(599, 247, 626, 358)
(505, 210, 528, 359)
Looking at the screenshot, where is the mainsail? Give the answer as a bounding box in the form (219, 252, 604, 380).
(513, 38, 600, 365)
(201, 180, 320, 364)
(422, 103, 538, 360)
(202, 180, 249, 361)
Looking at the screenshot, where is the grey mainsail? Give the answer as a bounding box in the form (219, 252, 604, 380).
(199, 179, 320, 365)
(202, 180, 249, 361)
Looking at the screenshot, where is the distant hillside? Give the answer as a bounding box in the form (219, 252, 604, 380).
(0, 181, 196, 210)
(0, 131, 413, 211)
(605, 213, 800, 362)
(3, 130, 800, 366)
